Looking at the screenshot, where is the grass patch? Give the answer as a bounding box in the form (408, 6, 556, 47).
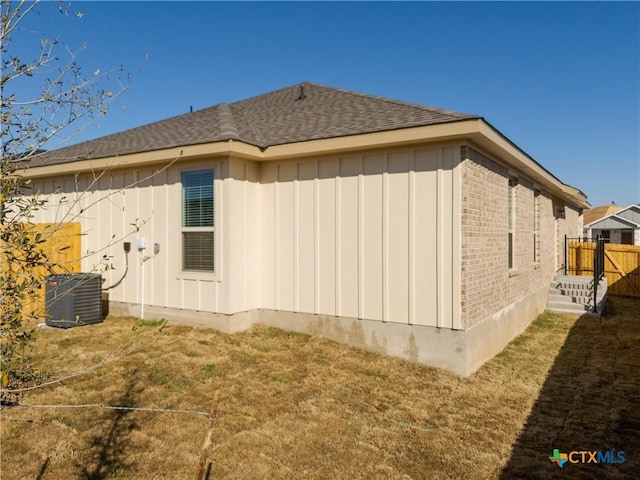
(2, 297, 639, 479)
(268, 372, 300, 383)
(135, 318, 167, 328)
(201, 362, 217, 373)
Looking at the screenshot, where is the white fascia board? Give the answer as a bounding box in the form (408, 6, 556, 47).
(18, 140, 264, 179)
(615, 204, 640, 216)
(18, 119, 590, 212)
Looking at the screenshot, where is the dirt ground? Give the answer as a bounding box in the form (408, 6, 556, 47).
(1, 296, 638, 479)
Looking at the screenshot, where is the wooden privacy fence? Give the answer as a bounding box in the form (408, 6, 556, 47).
(1, 222, 82, 317)
(568, 241, 640, 297)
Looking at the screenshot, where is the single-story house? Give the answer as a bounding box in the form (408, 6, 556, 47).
(584, 204, 640, 245)
(23, 82, 588, 376)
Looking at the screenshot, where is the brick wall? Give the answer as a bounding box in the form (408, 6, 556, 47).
(460, 146, 558, 329)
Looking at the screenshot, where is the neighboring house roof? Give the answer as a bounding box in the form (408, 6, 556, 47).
(587, 215, 639, 230)
(583, 204, 621, 225)
(584, 204, 640, 229)
(615, 204, 640, 224)
(31, 82, 479, 167)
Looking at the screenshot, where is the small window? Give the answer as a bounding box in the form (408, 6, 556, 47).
(181, 169, 214, 272)
(533, 190, 540, 262)
(508, 178, 517, 269)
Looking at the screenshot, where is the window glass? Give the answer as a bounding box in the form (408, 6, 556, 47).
(181, 169, 214, 272)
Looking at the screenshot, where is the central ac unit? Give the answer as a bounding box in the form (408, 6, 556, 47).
(45, 273, 103, 328)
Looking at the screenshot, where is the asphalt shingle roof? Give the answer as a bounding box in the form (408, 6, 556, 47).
(32, 82, 479, 167)
(583, 204, 622, 225)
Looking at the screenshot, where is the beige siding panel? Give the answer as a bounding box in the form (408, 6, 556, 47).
(136, 169, 156, 309)
(97, 174, 112, 278)
(338, 157, 360, 319)
(41, 178, 58, 222)
(437, 147, 455, 329)
(225, 160, 262, 313)
(296, 162, 317, 313)
(276, 163, 296, 312)
(75, 173, 93, 272)
(136, 171, 149, 307)
(361, 155, 385, 321)
(122, 171, 140, 305)
(150, 167, 169, 307)
(183, 278, 199, 308)
(317, 159, 338, 315)
(199, 280, 216, 312)
(451, 153, 463, 330)
(386, 152, 411, 324)
(260, 164, 277, 310)
(166, 167, 182, 309)
(96, 173, 114, 295)
(29, 180, 46, 218)
(106, 173, 128, 300)
(225, 168, 245, 312)
(244, 162, 260, 311)
(413, 149, 439, 327)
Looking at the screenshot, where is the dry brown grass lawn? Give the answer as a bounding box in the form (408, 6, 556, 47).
(1, 296, 638, 480)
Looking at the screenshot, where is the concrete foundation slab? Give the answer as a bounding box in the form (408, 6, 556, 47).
(107, 285, 549, 377)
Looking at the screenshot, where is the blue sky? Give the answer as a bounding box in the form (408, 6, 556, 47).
(12, 1, 640, 208)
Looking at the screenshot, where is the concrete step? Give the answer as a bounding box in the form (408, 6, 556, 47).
(550, 287, 593, 298)
(547, 300, 593, 312)
(546, 275, 608, 317)
(546, 298, 607, 315)
(548, 293, 606, 307)
(551, 275, 606, 289)
(551, 282, 594, 291)
(547, 293, 593, 306)
(548, 289, 607, 300)
(546, 306, 601, 315)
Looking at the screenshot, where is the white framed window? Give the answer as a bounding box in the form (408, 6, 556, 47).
(181, 169, 214, 272)
(533, 190, 540, 263)
(508, 177, 517, 270)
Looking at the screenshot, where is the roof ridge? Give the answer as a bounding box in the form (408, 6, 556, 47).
(229, 102, 267, 148)
(302, 81, 478, 119)
(229, 82, 308, 107)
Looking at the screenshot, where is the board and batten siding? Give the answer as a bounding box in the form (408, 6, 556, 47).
(30, 145, 464, 328)
(259, 145, 462, 329)
(29, 157, 262, 316)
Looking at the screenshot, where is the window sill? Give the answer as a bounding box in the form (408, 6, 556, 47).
(177, 271, 218, 282)
(508, 269, 519, 278)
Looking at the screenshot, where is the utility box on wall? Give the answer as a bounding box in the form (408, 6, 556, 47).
(45, 273, 103, 328)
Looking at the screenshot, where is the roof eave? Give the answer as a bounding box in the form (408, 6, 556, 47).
(18, 139, 264, 179)
(467, 121, 590, 210)
(260, 119, 481, 160)
(19, 118, 588, 211)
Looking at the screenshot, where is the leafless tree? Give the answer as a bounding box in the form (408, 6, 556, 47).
(1, 0, 132, 404)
